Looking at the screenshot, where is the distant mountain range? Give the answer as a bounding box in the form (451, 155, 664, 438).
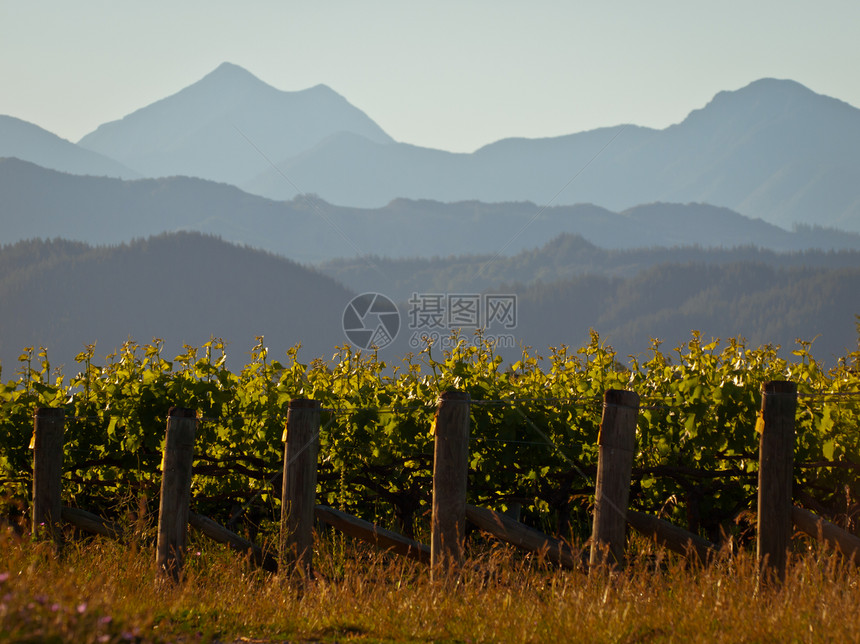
(3, 62, 860, 232)
(1, 233, 857, 374)
(3, 65, 858, 372)
(3, 158, 859, 263)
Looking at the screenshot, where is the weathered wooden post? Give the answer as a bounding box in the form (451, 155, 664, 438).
(431, 389, 470, 578)
(757, 380, 797, 584)
(590, 389, 639, 569)
(280, 398, 321, 578)
(31, 407, 65, 544)
(156, 407, 197, 581)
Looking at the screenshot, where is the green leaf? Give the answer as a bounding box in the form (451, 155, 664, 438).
(684, 414, 697, 437)
(107, 416, 119, 439)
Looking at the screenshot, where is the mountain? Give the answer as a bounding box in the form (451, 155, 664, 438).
(0, 115, 138, 179)
(244, 79, 860, 231)
(3, 235, 856, 374)
(9, 68, 860, 232)
(0, 233, 353, 374)
(77, 62, 393, 185)
(242, 131, 470, 205)
(320, 231, 860, 302)
(3, 158, 860, 263)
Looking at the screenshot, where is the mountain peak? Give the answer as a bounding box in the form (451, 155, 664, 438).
(189, 61, 272, 95)
(702, 77, 860, 116)
(77, 63, 393, 184)
(675, 76, 859, 135)
(212, 61, 250, 74)
(736, 77, 811, 94)
(202, 62, 261, 82)
(712, 77, 817, 108)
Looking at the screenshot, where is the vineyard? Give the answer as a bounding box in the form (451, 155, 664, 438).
(2, 329, 860, 548)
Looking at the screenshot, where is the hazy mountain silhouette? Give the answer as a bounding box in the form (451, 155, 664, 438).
(7, 66, 860, 233)
(245, 78, 860, 231)
(77, 62, 393, 184)
(0, 115, 138, 179)
(4, 159, 859, 263)
(0, 233, 353, 374)
(242, 131, 470, 205)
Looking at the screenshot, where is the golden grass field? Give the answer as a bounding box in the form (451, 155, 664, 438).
(2, 521, 859, 644)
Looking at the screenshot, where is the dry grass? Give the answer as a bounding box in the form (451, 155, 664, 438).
(2, 525, 859, 643)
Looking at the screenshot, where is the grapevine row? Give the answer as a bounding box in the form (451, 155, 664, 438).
(2, 330, 859, 543)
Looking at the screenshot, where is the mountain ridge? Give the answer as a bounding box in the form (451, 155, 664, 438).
(3, 66, 860, 232)
(2, 233, 858, 374)
(242, 75, 860, 230)
(3, 158, 859, 264)
(0, 115, 139, 180)
(0, 232, 353, 374)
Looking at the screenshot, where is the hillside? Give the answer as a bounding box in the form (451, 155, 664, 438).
(508, 263, 860, 364)
(3, 159, 859, 263)
(320, 232, 860, 301)
(0, 233, 353, 374)
(1, 233, 857, 374)
(0, 115, 138, 179)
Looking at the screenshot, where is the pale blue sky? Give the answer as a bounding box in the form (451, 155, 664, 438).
(2, 1, 858, 153)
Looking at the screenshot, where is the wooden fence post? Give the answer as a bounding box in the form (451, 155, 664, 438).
(590, 389, 639, 569)
(32, 407, 65, 544)
(280, 398, 321, 578)
(431, 389, 470, 578)
(757, 380, 797, 584)
(156, 407, 197, 581)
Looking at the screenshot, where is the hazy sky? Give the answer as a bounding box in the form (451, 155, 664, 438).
(2, 1, 858, 153)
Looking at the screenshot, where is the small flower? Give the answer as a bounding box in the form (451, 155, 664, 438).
(0, 572, 9, 583)
(51, 602, 61, 612)
(77, 602, 88, 614)
(98, 615, 113, 626)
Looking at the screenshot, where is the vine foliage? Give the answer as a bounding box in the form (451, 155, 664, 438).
(2, 328, 859, 543)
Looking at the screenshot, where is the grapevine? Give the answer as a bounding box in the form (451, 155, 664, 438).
(1, 328, 859, 544)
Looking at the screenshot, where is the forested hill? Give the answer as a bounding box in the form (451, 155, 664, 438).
(2, 233, 858, 373)
(320, 232, 860, 301)
(508, 263, 860, 364)
(0, 233, 353, 374)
